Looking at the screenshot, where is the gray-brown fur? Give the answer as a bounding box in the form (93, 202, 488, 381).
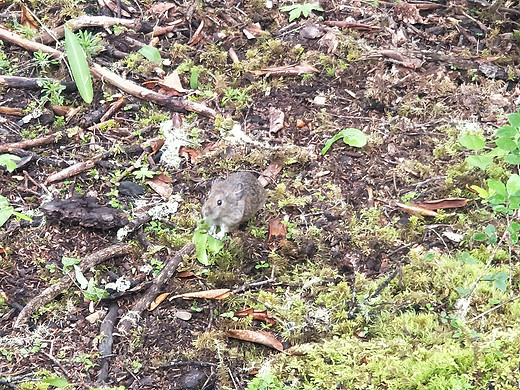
(202, 171, 266, 239)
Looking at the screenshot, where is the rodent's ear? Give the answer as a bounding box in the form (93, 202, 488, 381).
(234, 182, 245, 198)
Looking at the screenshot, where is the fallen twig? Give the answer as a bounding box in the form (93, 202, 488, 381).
(14, 243, 133, 329)
(0, 133, 61, 153)
(117, 242, 195, 334)
(96, 302, 119, 383)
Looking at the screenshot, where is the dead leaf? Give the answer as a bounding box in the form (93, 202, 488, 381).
(148, 138, 165, 154)
(243, 23, 268, 39)
(268, 218, 287, 241)
(179, 146, 202, 163)
(396, 202, 438, 217)
(158, 70, 187, 95)
(149, 292, 170, 311)
(393, 2, 423, 24)
(21, 4, 39, 30)
(258, 161, 282, 187)
(413, 198, 468, 211)
(146, 175, 173, 199)
(148, 2, 176, 16)
(251, 63, 318, 77)
(296, 119, 306, 128)
(324, 21, 380, 30)
(0, 107, 23, 116)
(170, 288, 231, 300)
(177, 270, 198, 278)
(188, 19, 204, 46)
(377, 50, 424, 70)
(269, 107, 284, 134)
(226, 330, 284, 351)
(235, 308, 276, 326)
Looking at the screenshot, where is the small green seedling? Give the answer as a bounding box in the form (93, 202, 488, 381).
(0, 154, 21, 172)
(280, 3, 323, 22)
(138, 45, 162, 64)
(193, 221, 225, 266)
(322, 128, 367, 154)
(0, 195, 31, 228)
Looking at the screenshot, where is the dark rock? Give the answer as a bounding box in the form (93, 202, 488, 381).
(180, 369, 205, 389)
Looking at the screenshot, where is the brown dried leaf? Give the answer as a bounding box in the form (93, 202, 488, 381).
(226, 330, 284, 351)
(21, 4, 39, 30)
(396, 202, 438, 217)
(268, 218, 287, 241)
(188, 19, 204, 46)
(172, 288, 231, 300)
(393, 2, 423, 24)
(269, 107, 284, 134)
(159, 70, 187, 94)
(177, 270, 198, 278)
(146, 176, 173, 199)
(179, 146, 202, 163)
(148, 2, 176, 16)
(413, 198, 468, 211)
(235, 308, 276, 326)
(149, 292, 170, 311)
(258, 161, 282, 187)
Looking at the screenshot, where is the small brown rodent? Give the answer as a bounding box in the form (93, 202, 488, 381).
(202, 171, 266, 239)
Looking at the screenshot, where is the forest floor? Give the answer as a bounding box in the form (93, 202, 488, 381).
(1, 0, 520, 389)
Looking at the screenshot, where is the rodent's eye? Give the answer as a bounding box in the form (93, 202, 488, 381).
(217, 199, 222, 206)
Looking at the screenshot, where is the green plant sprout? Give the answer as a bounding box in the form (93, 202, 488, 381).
(41, 79, 66, 106)
(280, 3, 323, 22)
(0, 154, 21, 172)
(0, 195, 31, 228)
(322, 128, 367, 154)
(76, 30, 103, 58)
(33, 50, 58, 73)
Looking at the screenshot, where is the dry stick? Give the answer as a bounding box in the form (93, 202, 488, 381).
(35, 15, 144, 44)
(0, 134, 60, 153)
(0, 27, 62, 59)
(0, 75, 76, 92)
(14, 243, 133, 329)
(117, 242, 195, 334)
(90, 63, 217, 118)
(96, 302, 119, 383)
(0, 27, 216, 118)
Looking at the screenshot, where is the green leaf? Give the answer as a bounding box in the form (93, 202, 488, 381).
(190, 68, 199, 89)
(62, 256, 81, 272)
(466, 155, 492, 170)
(193, 227, 210, 265)
(487, 179, 505, 196)
(422, 253, 435, 262)
(322, 128, 367, 154)
(457, 252, 477, 264)
(495, 137, 517, 151)
(42, 377, 69, 388)
(472, 233, 487, 241)
(504, 151, 520, 164)
(0, 195, 14, 228)
(494, 279, 507, 292)
(138, 45, 162, 64)
(459, 134, 485, 150)
(207, 234, 224, 254)
(280, 3, 323, 22)
(495, 125, 517, 137)
(506, 174, 520, 195)
(469, 185, 488, 198)
(508, 113, 520, 128)
(321, 133, 343, 155)
(0, 154, 21, 172)
(64, 27, 93, 104)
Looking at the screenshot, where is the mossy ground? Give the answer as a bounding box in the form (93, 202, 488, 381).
(1, 0, 520, 389)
